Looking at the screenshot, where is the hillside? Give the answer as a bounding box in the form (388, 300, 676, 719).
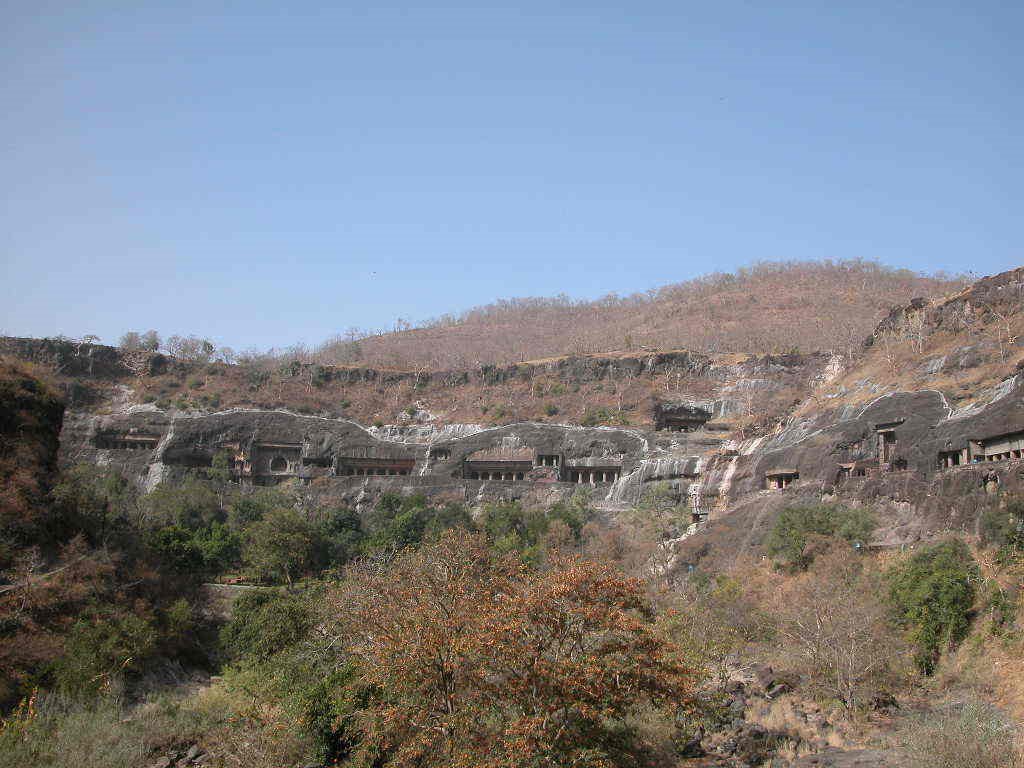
(0, 358, 64, 557)
(0, 337, 830, 437)
(809, 265, 1024, 410)
(317, 260, 966, 368)
(1, 267, 1023, 768)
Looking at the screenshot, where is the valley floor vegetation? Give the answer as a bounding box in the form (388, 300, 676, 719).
(3, 464, 1022, 766)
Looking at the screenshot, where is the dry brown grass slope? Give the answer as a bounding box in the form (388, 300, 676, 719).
(317, 260, 965, 369)
(806, 265, 1024, 411)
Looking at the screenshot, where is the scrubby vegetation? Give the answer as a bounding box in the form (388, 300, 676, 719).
(314, 260, 964, 368)
(902, 698, 1022, 768)
(765, 503, 876, 571)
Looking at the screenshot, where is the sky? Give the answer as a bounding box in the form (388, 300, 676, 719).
(1, 1, 1020, 351)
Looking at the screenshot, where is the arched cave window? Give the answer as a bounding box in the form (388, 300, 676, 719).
(270, 455, 288, 473)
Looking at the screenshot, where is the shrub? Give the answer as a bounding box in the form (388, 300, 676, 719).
(480, 500, 591, 565)
(981, 582, 1017, 636)
(149, 525, 204, 574)
(766, 504, 876, 570)
(902, 698, 1021, 768)
(0, 685, 301, 768)
(50, 465, 136, 545)
(0, 694, 144, 768)
(219, 590, 314, 664)
(979, 496, 1024, 563)
(481, 501, 550, 562)
(778, 547, 908, 707)
(222, 648, 357, 764)
(360, 494, 472, 555)
(887, 539, 978, 675)
(312, 506, 365, 570)
(141, 478, 220, 529)
(49, 610, 158, 695)
(243, 508, 316, 586)
(310, 365, 329, 388)
(327, 530, 695, 767)
(543, 403, 559, 416)
(227, 489, 290, 528)
(665, 573, 776, 685)
(245, 366, 271, 390)
(581, 407, 613, 426)
(193, 521, 242, 574)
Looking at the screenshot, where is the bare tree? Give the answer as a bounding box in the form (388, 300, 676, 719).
(777, 546, 907, 708)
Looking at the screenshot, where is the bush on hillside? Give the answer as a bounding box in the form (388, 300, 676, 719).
(766, 504, 876, 571)
(243, 508, 316, 586)
(219, 590, 314, 664)
(778, 547, 908, 707)
(979, 495, 1024, 564)
(481, 498, 593, 565)
(887, 539, 978, 675)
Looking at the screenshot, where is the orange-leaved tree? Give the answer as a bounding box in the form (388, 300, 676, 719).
(327, 529, 695, 768)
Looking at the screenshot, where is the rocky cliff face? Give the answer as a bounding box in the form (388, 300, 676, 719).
(4, 267, 1022, 556)
(0, 336, 829, 429)
(676, 267, 1024, 568)
(57, 401, 727, 515)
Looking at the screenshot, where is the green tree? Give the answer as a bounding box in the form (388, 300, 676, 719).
(887, 539, 979, 674)
(361, 494, 472, 555)
(313, 506, 365, 570)
(206, 450, 233, 485)
(766, 503, 876, 571)
(141, 477, 221, 529)
(481, 501, 548, 561)
(220, 590, 315, 663)
(50, 609, 158, 695)
(227, 488, 291, 528)
(194, 520, 242, 574)
(244, 508, 316, 585)
(149, 525, 203, 574)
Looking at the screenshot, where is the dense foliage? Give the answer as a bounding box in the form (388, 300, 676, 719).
(887, 539, 979, 675)
(329, 530, 695, 767)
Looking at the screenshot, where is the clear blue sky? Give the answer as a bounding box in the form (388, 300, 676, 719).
(2, 1, 1020, 351)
